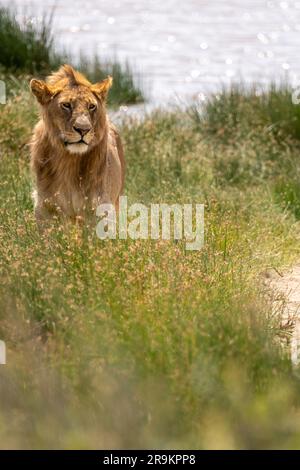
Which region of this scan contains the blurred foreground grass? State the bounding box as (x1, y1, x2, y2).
(0, 85, 300, 449)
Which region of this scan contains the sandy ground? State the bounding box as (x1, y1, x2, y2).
(266, 265, 300, 365)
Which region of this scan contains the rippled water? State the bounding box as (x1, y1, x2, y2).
(4, 0, 300, 103)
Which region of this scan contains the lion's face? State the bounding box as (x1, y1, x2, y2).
(30, 65, 112, 155)
(50, 86, 104, 155)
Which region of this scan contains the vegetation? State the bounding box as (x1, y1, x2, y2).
(0, 7, 143, 105)
(188, 85, 300, 218)
(0, 82, 299, 448)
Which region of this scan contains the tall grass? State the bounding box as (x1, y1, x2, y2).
(189, 84, 300, 218)
(0, 84, 300, 448)
(0, 7, 144, 105)
(0, 8, 61, 73)
(189, 83, 300, 142)
(77, 55, 144, 107)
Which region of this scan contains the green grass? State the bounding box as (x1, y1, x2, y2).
(0, 7, 60, 73)
(0, 85, 300, 449)
(0, 7, 144, 106)
(188, 84, 300, 218)
(189, 83, 300, 142)
(77, 54, 143, 107)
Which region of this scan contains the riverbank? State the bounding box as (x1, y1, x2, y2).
(2, 0, 300, 102)
(0, 6, 144, 106)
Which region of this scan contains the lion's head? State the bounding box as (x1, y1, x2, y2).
(30, 65, 112, 155)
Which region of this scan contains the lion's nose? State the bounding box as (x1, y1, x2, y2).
(73, 116, 91, 136)
(73, 125, 91, 136)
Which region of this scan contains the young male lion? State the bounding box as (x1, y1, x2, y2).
(30, 64, 125, 223)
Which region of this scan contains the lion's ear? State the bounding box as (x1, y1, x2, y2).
(30, 79, 54, 105)
(91, 76, 113, 100)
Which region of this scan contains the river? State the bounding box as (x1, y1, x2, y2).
(3, 0, 300, 104)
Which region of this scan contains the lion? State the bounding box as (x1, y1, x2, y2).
(29, 64, 125, 224)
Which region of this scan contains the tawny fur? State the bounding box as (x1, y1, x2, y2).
(30, 65, 125, 223)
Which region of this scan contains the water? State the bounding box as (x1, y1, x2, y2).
(4, 0, 300, 103)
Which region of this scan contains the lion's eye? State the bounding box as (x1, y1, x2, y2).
(89, 103, 96, 111)
(61, 102, 71, 110)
